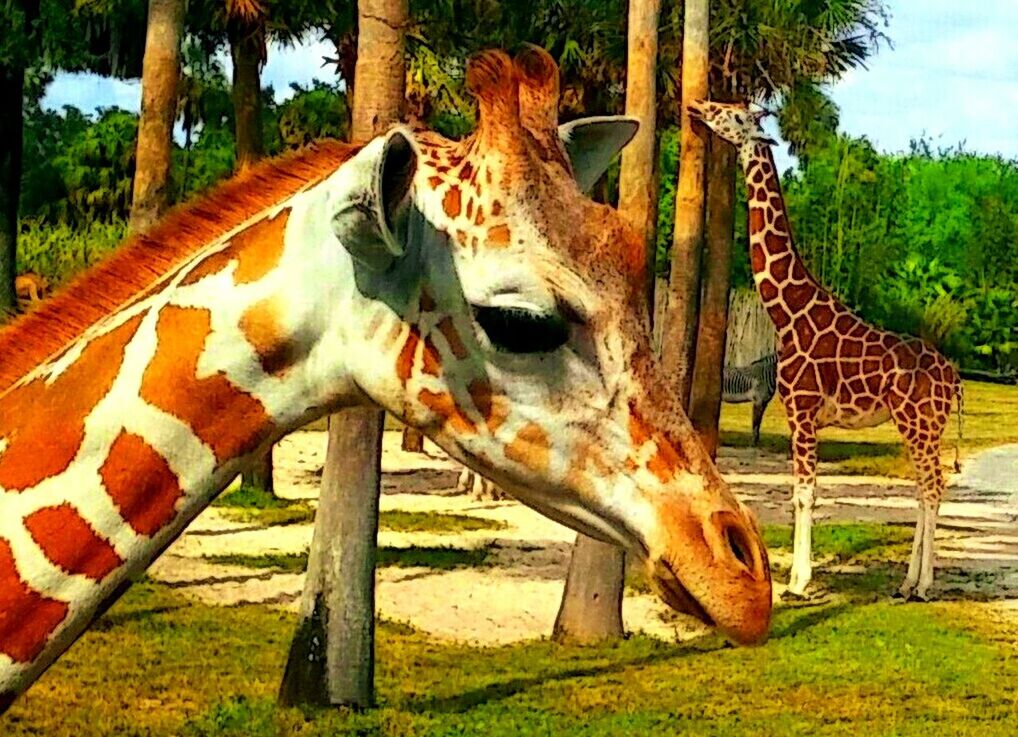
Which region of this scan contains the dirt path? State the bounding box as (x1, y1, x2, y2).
(149, 431, 1018, 644)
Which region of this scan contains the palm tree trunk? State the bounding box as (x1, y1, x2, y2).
(229, 19, 264, 170)
(659, 0, 709, 408)
(228, 17, 273, 495)
(687, 138, 736, 458)
(618, 0, 662, 307)
(553, 534, 625, 643)
(278, 411, 383, 706)
(554, 0, 664, 646)
(129, 0, 184, 234)
(0, 63, 24, 315)
(279, 0, 406, 709)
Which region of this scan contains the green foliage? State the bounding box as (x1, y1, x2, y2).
(273, 81, 349, 149)
(780, 136, 1018, 370)
(21, 106, 137, 225)
(15, 218, 125, 285)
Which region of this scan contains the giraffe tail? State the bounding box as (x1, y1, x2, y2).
(953, 377, 965, 474)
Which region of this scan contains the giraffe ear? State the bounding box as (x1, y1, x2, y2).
(558, 116, 639, 193)
(331, 127, 419, 272)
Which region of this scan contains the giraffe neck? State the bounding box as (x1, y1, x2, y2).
(740, 144, 823, 342)
(0, 175, 378, 702)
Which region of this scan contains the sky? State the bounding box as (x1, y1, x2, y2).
(42, 1, 1018, 171)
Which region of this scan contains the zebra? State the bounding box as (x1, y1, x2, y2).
(723, 352, 778, 446)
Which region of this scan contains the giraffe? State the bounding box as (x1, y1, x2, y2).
(0, 49, 772, 710)
(688, 100, 962, 601)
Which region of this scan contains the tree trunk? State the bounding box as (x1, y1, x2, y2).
(687, 139, 736, 458)
(0, 64, 24, 315)
(617, 0, 662, 308)
(552, 534, 626, 643)
(350, 0, 407, 140)
(278, 409, 383, 707)
(659, 0, 710, 408)
(229, 19, 264, 170)
(229, 18, 273, 494)
(401, 427, 424, 453)
(553, 0, 664, 647)
(279, 0, 406, 709)
(129, 0, 184, 234)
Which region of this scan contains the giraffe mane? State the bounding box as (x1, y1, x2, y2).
(0, 139, 359, 393)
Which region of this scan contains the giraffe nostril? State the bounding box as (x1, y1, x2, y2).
(725, 524, 754, 571)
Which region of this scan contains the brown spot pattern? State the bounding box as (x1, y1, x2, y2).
(140, 306, 271, 463)
(180, 209, 290, 287)
(25, 504, 122, 581)
(0, 315, 143, 492)
(100, 431, 184, 536)
(0, 538, 69, 662)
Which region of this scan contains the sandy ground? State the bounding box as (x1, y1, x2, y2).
(150, 431, 1018, 645)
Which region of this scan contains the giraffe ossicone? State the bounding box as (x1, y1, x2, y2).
(689, 99, 963, 601)
(0, 48, 772, 710)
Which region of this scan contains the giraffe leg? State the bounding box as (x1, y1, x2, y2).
(899, 446, 943, 601)
(787, 422, 818, 597)
(456, 466, 471, 494)
(888, 389, 948, 601)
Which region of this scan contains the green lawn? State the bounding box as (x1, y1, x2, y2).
(720, 379, 1018, 478)
(204, 545, 492, 572)
(213, 486, 504, 533)
(5, 523, 1016, 736)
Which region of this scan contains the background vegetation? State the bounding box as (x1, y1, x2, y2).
(19, 87, 1017, 372)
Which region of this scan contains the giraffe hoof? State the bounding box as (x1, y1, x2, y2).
(893, 587, 929, 602)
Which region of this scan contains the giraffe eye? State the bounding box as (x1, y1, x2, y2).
(473, 305, 569, 354)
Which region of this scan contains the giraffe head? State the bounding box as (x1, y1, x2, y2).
(687, 100, 776, 150)
(316, 48, 771, 643)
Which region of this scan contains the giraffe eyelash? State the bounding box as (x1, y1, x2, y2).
(472, 305, 569, 354)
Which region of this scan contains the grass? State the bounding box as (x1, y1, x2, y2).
(213, 486, 503, 533)
(212, 485, 316, 526)
(4, 578, 1016, 736)
(380, 510, 505, 534)
(204, 545, 492, 573)
(719, 379, 1018, 478)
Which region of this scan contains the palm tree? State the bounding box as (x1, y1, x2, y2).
(279, 0, 407, 710)
(225, 0, 267, 169)
(130, 0, 186, 234)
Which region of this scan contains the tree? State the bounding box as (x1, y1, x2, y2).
(279, 0, 407, 709)
(658, 0, 709, 408)
(686, 136, 735, 456)
(130, 0, 185, 233)
(225, 0, 266, 169)
(0, 1, 41, 313)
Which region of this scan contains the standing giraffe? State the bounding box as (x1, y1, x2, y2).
(0, 50, 772, 710)
(688, 100, 962, 601)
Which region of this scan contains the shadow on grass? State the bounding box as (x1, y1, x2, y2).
(406, 644, 709, 715)
(92, 605, 185, 631)
(770, 602, 851, 640)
